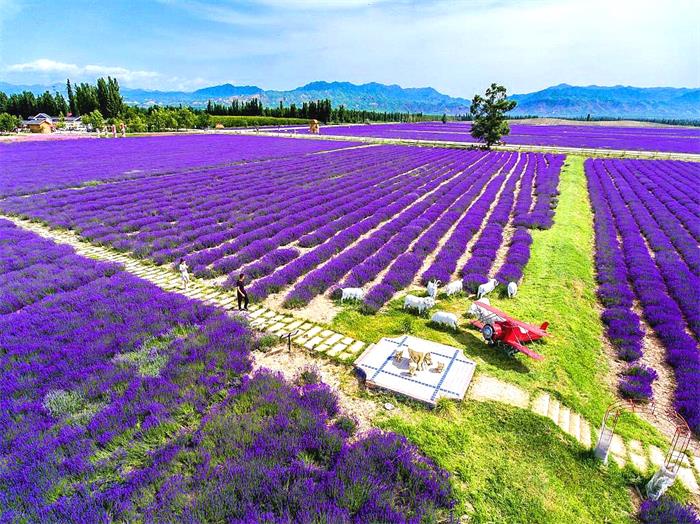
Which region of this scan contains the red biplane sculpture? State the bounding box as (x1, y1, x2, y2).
(469, 301, 549, 360)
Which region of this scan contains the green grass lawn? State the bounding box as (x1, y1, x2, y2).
(332, 155, 661, 443)
(380, 400, 637, 523)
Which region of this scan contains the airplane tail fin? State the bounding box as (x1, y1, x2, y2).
(540, 322, 549, 331)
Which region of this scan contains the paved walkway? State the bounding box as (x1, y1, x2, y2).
(3, 213, 699, 495)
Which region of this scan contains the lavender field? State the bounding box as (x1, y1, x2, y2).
(2, 131, 700, 520)
(0, 137, 563, 314)
(0, 219, 453, 522)
(587, 158, 700, 431)
(0, 134, 360, 197)
(284, 122, 700, 154)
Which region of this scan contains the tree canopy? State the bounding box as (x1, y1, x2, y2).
(470, 83, 517, 148)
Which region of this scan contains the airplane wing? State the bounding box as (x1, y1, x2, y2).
(507, 340, 545, 360)
(502, 318, 550, 339)
(472, 301, 509, 320)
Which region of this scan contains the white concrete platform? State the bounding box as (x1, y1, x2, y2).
(355, 335, 477, 405)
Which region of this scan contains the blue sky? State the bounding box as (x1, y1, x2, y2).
(0, 0, 698, 96)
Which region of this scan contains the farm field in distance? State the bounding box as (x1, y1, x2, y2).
(1, 126, 699, 522)
(265, 121, 700, 154)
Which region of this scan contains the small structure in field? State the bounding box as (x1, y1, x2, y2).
(214, 122, 225, 129)
(23, 113, 53, 133)
(309, 119, 320, 134)
(355, 335, 476, 405)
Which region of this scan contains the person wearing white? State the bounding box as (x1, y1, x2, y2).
(179, 259, 190, 290)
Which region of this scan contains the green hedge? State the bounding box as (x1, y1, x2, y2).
(210, 115, 308, 127)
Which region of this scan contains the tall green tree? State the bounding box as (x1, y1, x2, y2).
(96, 77, 109, 116)
(66, 79, 77, 115)
(75, 83, 99, 115)
(470, 83, 517, 148)
(105, 77, 123, 118)
(54, 92, 69, 115)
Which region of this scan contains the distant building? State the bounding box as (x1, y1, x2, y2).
(21, 114, 86, 133)
(63, 116, 85, 131)
(23, 114, 53, 133)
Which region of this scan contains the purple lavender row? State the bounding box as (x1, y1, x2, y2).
(227, 152, 473, 288)
(206, 148, 457, 278)
(0, 134, 360, 197)
(290, 150, 467, 250)
(600, 161, 700, 338)
(0, 220, 121, 313)
(248, 154, 465, 301)
(362, 152, 513, 311)
(513, 154, 564, 229)
(183, 146, 436, 271)
(362, 154, 515, 311)
(458, 154, 528, 288)
(588, 159, 699, 429)
(341, 153, 489, 289)
(284, 152, 487, 305)
(625, 159, 700, 242)
(64, 147, 382, 256)
(651, 161, 700, 208)
(489, 154, 538, 285)
(494, 229, 533, 284)
(421, 152, 519, 284)
(494, 154, 565, 284)
(586, 166, 645, 363)
(510, 154, 537, 225)
(1, 145, 412, 267)
(609, 159, 700, 276)
(0, 225, 453, 520)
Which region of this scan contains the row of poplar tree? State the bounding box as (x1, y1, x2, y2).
(206, 98, 424, 123)
(0, 76, 430, 129)
(0, 77, 124, 119)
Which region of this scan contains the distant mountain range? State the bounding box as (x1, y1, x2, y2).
(1, 80, 698, 119)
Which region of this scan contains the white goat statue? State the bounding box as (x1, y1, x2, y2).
(426, 279, 441, 299)
(444, 280, 463, 297)
(340, 287, 364, 302)
(507, 281, 518, 298)
(403, 295, 436, 315)
(477, 278, 498, 299)
(467, 298, 491, 317)
(431, 311, 459, 330)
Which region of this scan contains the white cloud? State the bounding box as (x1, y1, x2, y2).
(253, 0, 389, 10)
(7, 58, 80, 74)
(7, 59, 159, 83)
(2, 58, 183, 88)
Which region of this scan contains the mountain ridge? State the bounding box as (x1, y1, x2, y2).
(1, 80, 698, 119)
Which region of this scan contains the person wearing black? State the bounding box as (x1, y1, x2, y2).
(237, 273, 249, 311)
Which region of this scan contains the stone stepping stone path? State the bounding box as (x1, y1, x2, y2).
(2, 215, 366, 364)
(4, 214, 699, 495)
(467, 375, 699, 493)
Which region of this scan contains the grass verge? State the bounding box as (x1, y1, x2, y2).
(380, 400, 637, 523)
(333, 155, 661, 443)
